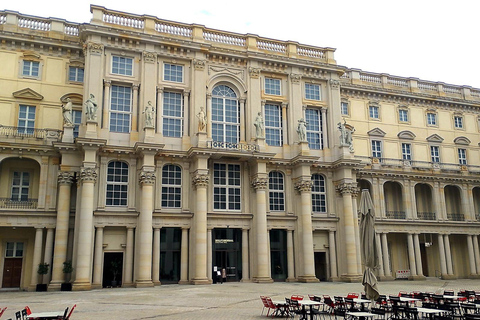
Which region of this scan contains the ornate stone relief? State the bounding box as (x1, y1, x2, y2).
(290, 73, 302, 83)
(335, 182, 358, 195)
(139, 170, 156, 185)
(83, 42, 104, 55)
(208, 66, 244, 79)
(192, 173, 209, 188)
(143, 51, 156, 63)
(248, 67, 261, 79)
(57, 171, 74, 185)
(294, 179, 313, 193)
(80, 167, 97, 183)
(193, 59, 206, 70)
(329, 79, 340, 89)
(251, 177, 268, 190)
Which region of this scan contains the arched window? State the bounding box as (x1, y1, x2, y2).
(311, 174, 326, 213)
(161, 164, 182, 208)
(106, 161, 129, 206)
(269, 171, 285, 211)
(211, 85, 239, 143)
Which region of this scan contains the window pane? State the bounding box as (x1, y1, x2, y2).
(164, 63, 183, 82)
(265, 78, 281, 95)
(265, 104, 282, 146)
(106, 161, 128, 206)
(211, 85, 239, 143)
(311, 174, 326, 213)
(161, 165, 182, 208)
(305, 83, 321, 100)
(305, 108, 322, 149)
(112, 56, 133, 76)
(110, 85, 132, 132)
(213, 163, 240, 211)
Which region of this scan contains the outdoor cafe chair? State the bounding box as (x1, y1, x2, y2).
(286, 298, 302, 319)
(347, 293, 359, 299)
(0, 307, 7, 319)
(461, 303, 480, 316)
(265, 298, 279, 318)
(323, 295, 335, 314)
(58, 307, 69, 320)
(260, 296, 269, 316)
(65, 304, 76, 320)
(292, 295, 304, 301)
(371, 307, 387, 320)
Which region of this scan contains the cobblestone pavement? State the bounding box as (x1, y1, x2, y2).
(1, 278, 480, 319)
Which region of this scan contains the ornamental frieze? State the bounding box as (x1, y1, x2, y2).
(208, 66, 244, 79)
(57, 171, 74, 185)
(294, 179, 313, 193)
(80, 167, 97, 183)
(139, 170, 156, 185)
(251, 177, 268, 190)
(192, 173, 209, 188)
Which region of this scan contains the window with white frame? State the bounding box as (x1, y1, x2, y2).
(212, 85, 239, 143)
(430, 145, 440, 163)
(22, 60, 40, 77)
(68, 66, 84, 82)
(399, 109, 409, 122)
(269, 171, 285, 211)
(17, 105, 35, 134)
(11, 171, 30, 201)
(305, 108, 323, 149)
(110, 85, 132, 133)
(72, 110, 82, 138)
(161, 164, 182, 208)
(427, 112, 437, 126)
(458, 148, 467, 165)
(454, 115, 464, 129)
(369, 105, 379, 119)
(106, 161, 128, 206)
(5, 242, 24, 257)
(163, 91, 183, 137)
(265, 78, 281, 95)
(112, 56, 133, 76)
(305, 83, 321, 100)
(401, 143, 412, 160)
(311, 174, 326, 213)
(163, 63, 183, 83)
(341, 101, 349, 116)
(371, 140, 382, 158)
(213, 163, 241, 211)
(265, 104, 282, 146)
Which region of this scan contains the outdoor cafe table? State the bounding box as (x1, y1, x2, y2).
(27, 311, 64, 319)
(399, 297, 420, 306)
(298, 300, 322, 320)
(346, 311, 376, 320)
(271, 300, 289, 317)
(352, 298, 372, 311)
(416, 307, 444, 320)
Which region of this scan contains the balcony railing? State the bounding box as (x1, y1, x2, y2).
(207, 140, 259, 152)
(0, 125, 62, 142)
(417, 212, 436, 220)
(386, 211, 406, 219)
(0, 198, 38, 209)
(447, 213, 465, 221)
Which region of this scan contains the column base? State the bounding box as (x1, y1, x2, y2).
(91, 283, 102, 289)
(191, 278, 210, 285)
(286, 278, 297, 282)
(468, 274, 480, 279)
(122, 282, 136, 288)
(27, 285, 37, 292)
(135, 280, 154, 288)
(340, 274, 362, 283)
(329, 277, 342, 282)
(152, 281, 161, 286)
(297, 275, 319, 283)
(178, 280, 190, 285)
(240, 279, 253, 283)
(408, 275, 426, 281)
(47, 282, 62, 291)
(441, 274, 457, 280)
(72, 281, 92, 291)
(253, 277, 274, 283)
(379, 275, 395, 281)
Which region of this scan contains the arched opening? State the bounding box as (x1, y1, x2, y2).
(473, 187, 480, 221)
(211, 85, 239, 143)
(415, 183, 435, 220)
(384, 181, 404, 219)
(444, 185, 463, 221)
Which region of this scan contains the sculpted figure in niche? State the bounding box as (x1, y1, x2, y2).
(197, 107, 207, 132)
(62, 98, 73, 126)
(254, 112, 265, 138)
(297, 118, 307, 142)
(84, 94, 98, 121)
(143, 101, 155, 128)
(338, 119, 355, 151)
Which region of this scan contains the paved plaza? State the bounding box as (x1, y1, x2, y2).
(2, 278, 480, 319)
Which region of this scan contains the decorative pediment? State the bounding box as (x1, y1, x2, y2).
(22, 51, 41, 60)
(426, 134, 444, 143)
(60, 93, 83, 105)
(367, 128, 386, 137)
(454, 136, 471, 145)
(12, 88, 44, 101)
(397, 130, 416, 140)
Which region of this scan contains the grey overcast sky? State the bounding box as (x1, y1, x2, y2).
(4, 0, 480, 88)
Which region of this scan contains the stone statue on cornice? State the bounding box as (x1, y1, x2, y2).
(62, 98, 74, 126)
(85, 94, 98, 122)
(338, 119, 355, 152)
(143, 101, 155, 128)
(297, 118, 307, 142)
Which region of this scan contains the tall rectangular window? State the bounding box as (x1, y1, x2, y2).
(454, 116, 463, 129)
(371, 140, 382, 158)
(305, 83, 321, 100)
(164, 63, 183, 82)
(22, 60, 39, 77)
(110, 85, 132, 133)
(265, 78, 281, 95)
(269, 171, 285, 211)
(11, 172, 29, 201)
(458, 148, 467, 165)
(112, 56, 133, 76)
(72, 110, 82, 138)
(311, 174, 326, 213)
(341, 102, 349, 116)
(213, 163, 241, 211)
(399, 109, 408, 122)
(305, 108, 322, 149)
(427, 113, 437, 126)
(5, 242, 24, 257)
(68, 66, 84, 82)
(161, 165, 182, 208)
(106, 161, 128, 206)
(430, 146, 440, 163)
(265, 104, 282, 146)
(18, 105, 36, 134)
(369, 105, 379, 119)
(401, 143, 412, 160)
(163, 92, 183, 137)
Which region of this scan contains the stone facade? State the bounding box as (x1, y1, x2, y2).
(0, 6, 479, 291)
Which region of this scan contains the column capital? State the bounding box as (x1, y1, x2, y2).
(192, 173, 209, 189)
(251, 176, 268, 190)
(294, 179, 313, 193)
(57, 171, 74, 185)
(103, 79, 111, 87)
(193, 59, 206, 70)
(139, 170, 156, 185)
(83, 42, 104, 55)
(80, 167, 97, 183)
(335, 182, 358, 195)
(143, 51, 156, 63)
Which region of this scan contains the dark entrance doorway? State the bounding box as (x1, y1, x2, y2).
(270, 229, 287, 281)
(160, 227, 181, 284)
(212, 228, 242, 282)
(102, 252, 123, 288)
(314, 252, 327, 281)
(420, 243, 429, 277)
(2, 258, 22, 288)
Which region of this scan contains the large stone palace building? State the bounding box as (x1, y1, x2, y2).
(1, 6, 480, 291)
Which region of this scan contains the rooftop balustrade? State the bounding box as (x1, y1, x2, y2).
(0, 125, 62, 144)
(0, 198, 38, 209)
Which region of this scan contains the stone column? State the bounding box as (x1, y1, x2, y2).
(336, 182, 361, 282)
(241, 228, 250, 282)
(281, 102, 288, 145)
(467, 235, 477, 276)
(351, 190, 362, 275)
(156, 88, 163, 135)
(286, 229, 295, 282)
(131, 84, 139, 132)
(251, 174, 272, 282)
(321, 107, 328, 149)
(49, 172, 73, 291)
(437, 234, 448, 277)
(207, 228, 212, 282)
(152, 227, 161, 285)
(375, 233, 385, 279)
(102, 80, 111, 129)
(43, 228, 54, 284)
(474, 235, 480, 275)
(413, 234, 424, 277)
(92, 226, 104, 288)
(239, 98, 246, 142)
(295, 179, 318, 282)
(183, 91, 190, 137)
(179, 227, 189, 284)
(206, 93, 212, 138)
(444, 234, 455, 277)
(407, 233, 417, 277)
(30, 228, 44, 290)
(381, 233, 392, 278)
(135, 169, 155, 287)
(73, 166, 97, 291)
(329, 230, 338, 280)
(124, 227, 134, 286)
(191, 172, 209, 284)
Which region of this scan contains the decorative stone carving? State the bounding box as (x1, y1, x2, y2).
(193, 59, 206, 70)
(197, 107, 207, 132)
(57, 171, 74, 185)
(254, 112, 265, 138)
(84, 94, 98, 122)
(80, 167, 97, 183)
(192, 173, 209, 188)
(143, 51, 156, 63)
(143, 101, 155, 128)
(290, 73, 302, 83)
(338, 120, 355, 152)
(139, 170, 156, 185)
(329, 79, 340, 89)
(251, 177, 268, 190)
(249, 67, 261, 79)
(84, 42, 104, 55)
(297, 118, 307, 142)
(335, 182, 358, 195)
(62, 98, 74, 126)
(294, 180, 313, 193)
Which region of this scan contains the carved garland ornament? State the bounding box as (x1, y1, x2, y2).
(80, 167, 97, 183)
(57, 171, 74, 185)
(192, 174, 209, 188)
(251, 177, 268, 190)
(139, 170, 156, 185)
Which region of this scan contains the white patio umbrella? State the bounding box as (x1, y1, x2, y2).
(359, 189, 380, 301)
